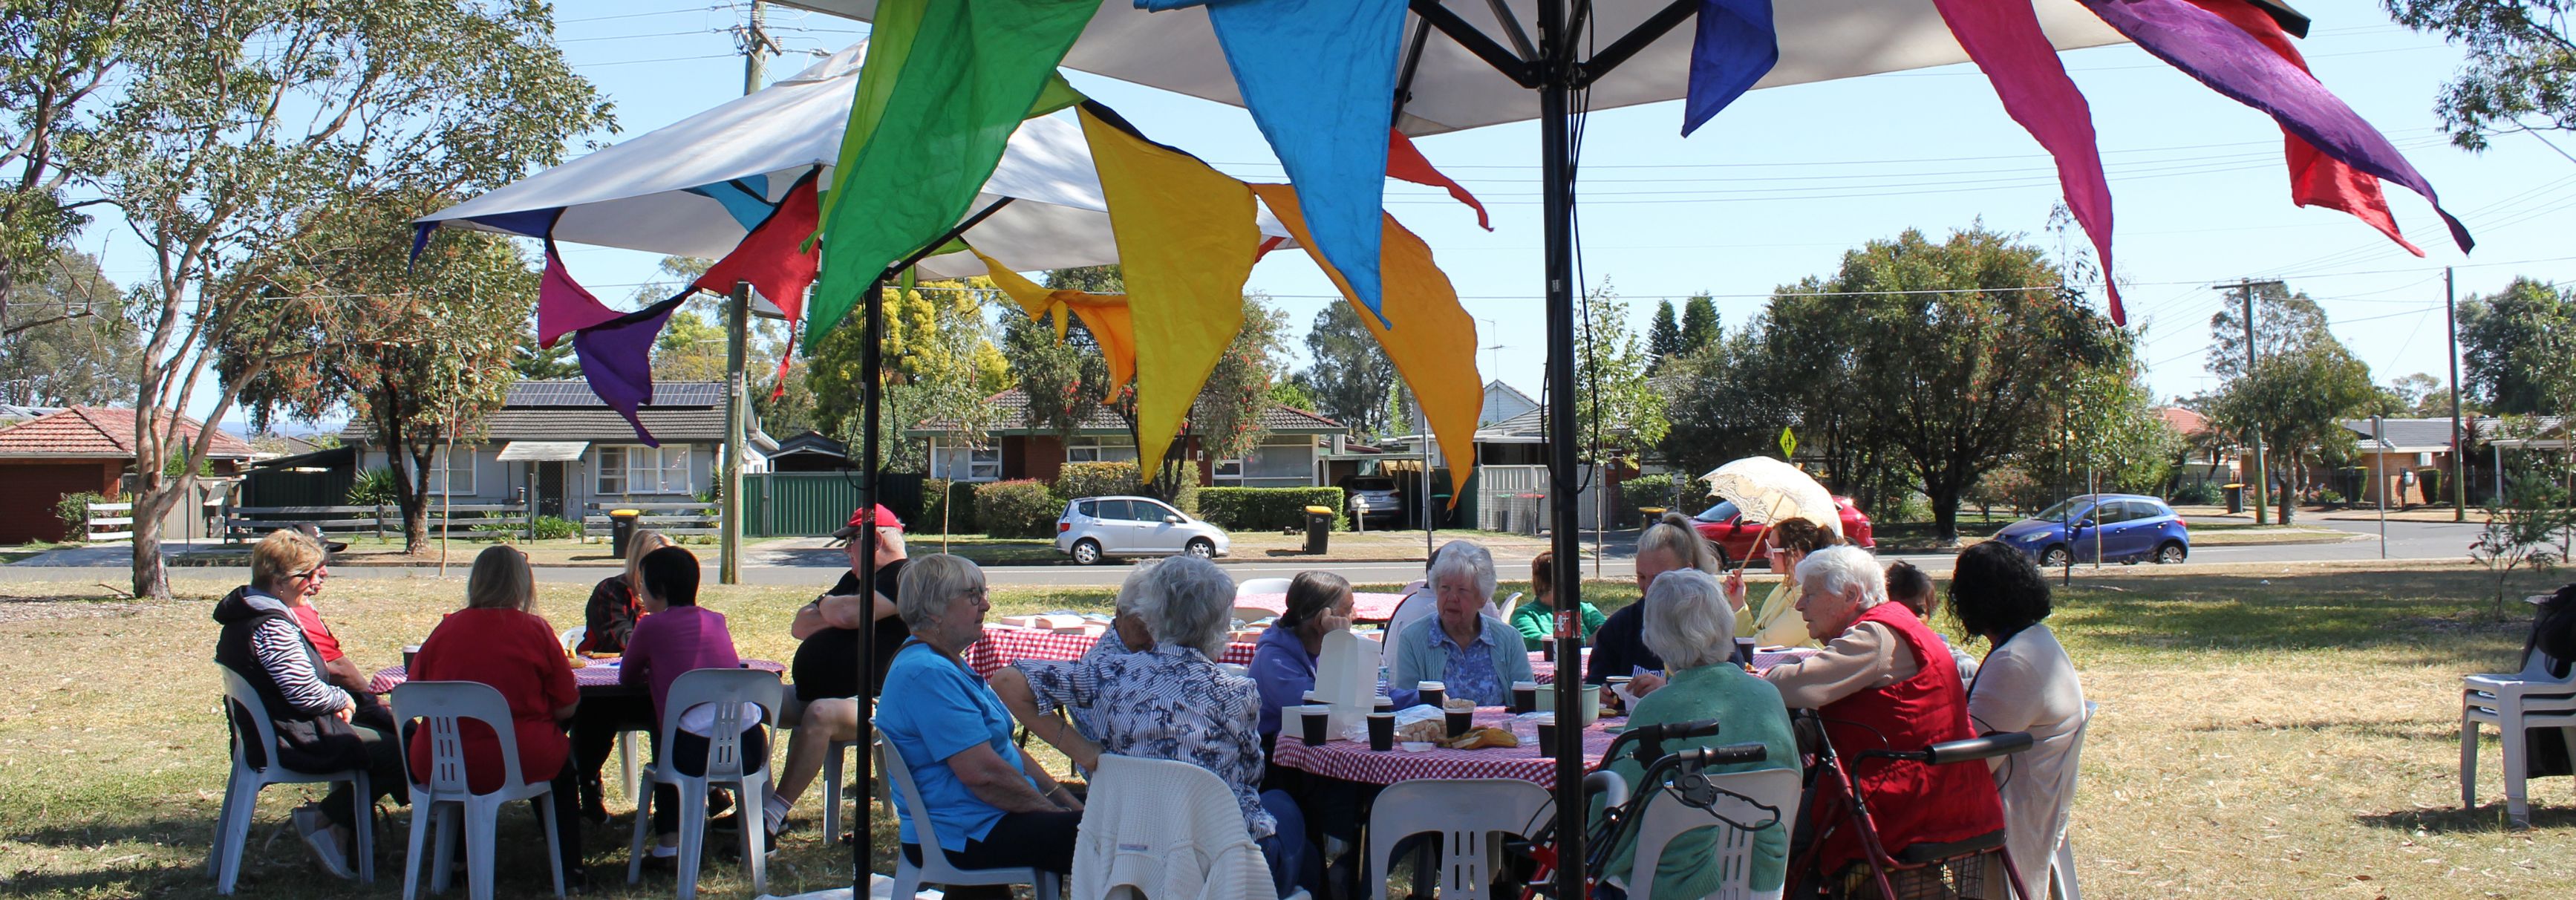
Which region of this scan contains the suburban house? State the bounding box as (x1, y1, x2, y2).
(338, 380, 774, 520)
(907, 387, 1352, 487)
(2328, 417, 2463, 507)
(768, 430, 855, 472)
(0, 405, 253, 544)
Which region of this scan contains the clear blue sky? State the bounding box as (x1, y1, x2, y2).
(128, 0, 2576, 429)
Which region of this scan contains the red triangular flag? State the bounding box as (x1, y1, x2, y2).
(2188, 0, 2422, 256)
(1387, 129, 1491, 231)
(694, 169, 824, 325)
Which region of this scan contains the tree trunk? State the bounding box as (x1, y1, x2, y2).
(405, 500, 430, 556)
(128, 469, 184, 601)
(1929, 486, 1963, 545)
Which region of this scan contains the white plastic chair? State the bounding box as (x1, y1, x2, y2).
(878, 732, 1063, 900)
(1236, 577, 1294, 599)
(624, 668, 781, 899)
(391, 681, 566, 900)
(1077, 755, 1297, 900)
(818, 738, 873, 846)
(1617, 767, 1800, 900)
(1366, 778, 1553, 900)
(208, 666, 376, 893)
(2046, 701, 2099, 900)
(2460, 651, 2576, 826)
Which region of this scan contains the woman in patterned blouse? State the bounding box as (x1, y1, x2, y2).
(991, 555, 1318, 897)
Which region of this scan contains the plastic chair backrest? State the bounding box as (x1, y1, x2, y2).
(1080, 755, 1270, 896)
(1235, 578, 1292, 599)
(1622, 766, 1801, 900)
(392, 681, 524, 796)
(217, 666, 281, 772)
(658, 668, 780, 781)
(875, 731, 948, 853)
(558, 626, 586, 653)
(1368, 778, 1553, 900)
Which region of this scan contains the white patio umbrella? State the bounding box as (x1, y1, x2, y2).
(1702, 456, 1845, 558)
(769, 2, 2311, 893)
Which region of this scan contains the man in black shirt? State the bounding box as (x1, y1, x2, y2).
(764, 505, 908, 837)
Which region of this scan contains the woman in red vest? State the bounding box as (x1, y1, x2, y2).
(1762, 546, 2005, 884)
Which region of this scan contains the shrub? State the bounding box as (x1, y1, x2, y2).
(2417, 467, 2444, 504)
(347, 467, 400, 506)
(1198, 486, 1346, 531)
(532, 515, 581, 540)
(1054, 461, 1144, 500)
(917, 478, 966, 535)
(976, 479, 1062, 538)
(2168, 480, 2220, 506)
(2318, 489, 2347, 506)
(53, 492, 106, 542)
(1619, 474, 1677, 518)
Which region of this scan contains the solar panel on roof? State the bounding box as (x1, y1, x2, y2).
(505, 380, 723, 407)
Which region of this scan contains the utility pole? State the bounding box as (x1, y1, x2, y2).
(2217, 279, 2284, 524)
(2448, 266, 2466, 521)
(717, 2, 776, 586)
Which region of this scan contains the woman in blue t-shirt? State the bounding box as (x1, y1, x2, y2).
(875, 554, 1084, 875)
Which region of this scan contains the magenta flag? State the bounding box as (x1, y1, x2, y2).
(537, 236, 625, 348)
(2081, 0, 2472, 254)
(1930, 0, 2123, 324)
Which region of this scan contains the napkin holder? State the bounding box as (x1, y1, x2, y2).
(1314, 629, 1382, 740)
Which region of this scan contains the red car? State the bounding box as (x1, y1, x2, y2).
(1689, 496, 1876, 568)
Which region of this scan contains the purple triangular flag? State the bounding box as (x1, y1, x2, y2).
(571, 293, 688, 447)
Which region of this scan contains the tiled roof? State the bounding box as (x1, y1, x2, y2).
(911, 388, 1346, 435)
(2341, 417, 2475, 451)
(0, 405, 252, 459)
(342, 380, 734, 443)
(2156, 407, 2208, 437)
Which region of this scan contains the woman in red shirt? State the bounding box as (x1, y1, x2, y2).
(406, 545, 584, 887)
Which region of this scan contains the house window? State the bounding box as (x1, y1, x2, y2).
(1066, 436, 1137, 463)
(1214, 459, 1245, 485)
(427, 447, 475, 496)
(966, 446, 1000, 480)
(596, 445, 693, 495)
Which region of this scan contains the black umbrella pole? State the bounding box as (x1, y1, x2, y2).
(1538, 1, 1587, 897)
(853, 278, 884, 890)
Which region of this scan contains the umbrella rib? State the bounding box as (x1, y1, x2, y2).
(880, 196, 1017, 283)
(1406, 0, 1541, 88)
(1574, 0, 1700, 88)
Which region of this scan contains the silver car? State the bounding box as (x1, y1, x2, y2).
(1054, 495, 1231, 564)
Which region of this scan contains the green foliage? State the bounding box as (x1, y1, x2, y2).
(1657, 327, 1794, 480)
(809, 278, 1011, 473)
(1196, 487, 1346, 531)
(512, 337, 581, 381)
(2023, 349, 2179, 498)
(1619, 474, 1677, 516)
(975, 479, 1060, 539)
(0, 251, 137, 405)
(918, 478, 979, 535)
(2204, 288, 2381, 524)
(1677, 293, 1720, 350)
(2470, 467, 2576, 616)
(1054, 461, 1144, 500)
(530, 515, 579, 541)
(1648, 299, 1682, 358)
(53, 492, 105, 542)
(2318, 489, 2349, 507)
(1576, 280, 1670, 451)
(347, 468, 400, 506)
(2456, 276, 2575, 416)
(1267, 379, 1319, 416)
(2168, 480, 2221, 506)
(1297, 300, 1398, 435)
(2382, 0, 2576, 150)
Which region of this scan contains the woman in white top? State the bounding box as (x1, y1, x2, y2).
(1949, 541, 2088, 897)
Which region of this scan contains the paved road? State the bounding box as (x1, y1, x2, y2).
(9, 515, 2487, 590)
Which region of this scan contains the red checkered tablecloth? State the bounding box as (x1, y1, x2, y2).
(1233, 591, 1410, 622)
(368, 659, 785, 695)
(1527, 648, 1815, 684)
(1272, 708, 1624, 785)
(961, 625, 1259, 677)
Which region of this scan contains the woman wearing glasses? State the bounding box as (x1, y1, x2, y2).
(211, 529, 406, 880)
(1723, 517, 1837, 650)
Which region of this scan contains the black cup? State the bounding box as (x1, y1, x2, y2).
(402, 647, 418, 671)
(1535, 720, 1559, 758)
(1372, 697, 1395, 714)
(1418, 685, 1446, 710)
(1300, 707, 1331, 746)
(1444, 709, 1474, 739)
(1366, 712, 1395, 751)
(1735, 637, 1758, 669)
(1541, 637, 1557, 662)
(1510, 682, 1539, 714)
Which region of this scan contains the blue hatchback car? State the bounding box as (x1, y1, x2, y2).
(1991, 493, 2191, 566)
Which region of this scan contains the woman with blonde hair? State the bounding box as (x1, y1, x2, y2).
(405, 544, 586, 884)
(1585, 512, 1720, 689)
(570, 528, 671, 819)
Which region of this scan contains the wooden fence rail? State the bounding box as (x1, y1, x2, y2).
(83, 501, 134, 546)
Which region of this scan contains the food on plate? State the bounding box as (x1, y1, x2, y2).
(1394, 718, 1447, 743)
(1440, 726, 1520, 750)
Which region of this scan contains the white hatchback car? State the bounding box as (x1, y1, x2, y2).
(1054, 495, 1231, 564)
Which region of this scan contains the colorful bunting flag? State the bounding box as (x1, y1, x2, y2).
(971, 247, 1140, 394)
(1931, 0, 2124, 324)
(1387, 129, 1490, 231)
(1250, 183, 1480, 506)
(537, 235, 625, 348)
(1077, 102, 1262, 475)
(571, 294, 689, 448)
(2083, 0, 2471, 255)
(692, 169, 824, 325)
(808, 0, 1096, 350)
(1682, 0, 1780, 137)
(1138, 0, 1403, 326)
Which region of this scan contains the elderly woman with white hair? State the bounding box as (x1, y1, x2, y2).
(1762, 546, 2002, 885)
(876, 554, 1083, 878)
(992, 555, 1317, 897)
(1593, 570, 1799, 900)
(1392, 538, 1534, 707)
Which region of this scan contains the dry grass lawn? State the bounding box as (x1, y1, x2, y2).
(0, 560, 2571, 898)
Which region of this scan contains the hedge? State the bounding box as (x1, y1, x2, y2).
(917, 479, 979, 535)
(976, 479, 1061, 538)
(1198, 486, 1346, 531)
(1054, 462, 1144, 500)
(1618, 474, 1677, 518)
